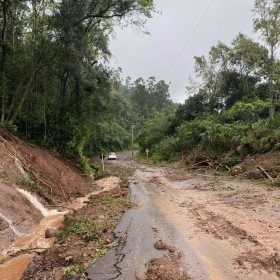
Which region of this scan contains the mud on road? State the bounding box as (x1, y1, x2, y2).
(88, 154, 280, 280)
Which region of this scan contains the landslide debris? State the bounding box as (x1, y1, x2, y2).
(139, 242, 189, 280)
(22, 186, 132, 280)
(0, 128, 91, 201)
(0, 128, 92, 251)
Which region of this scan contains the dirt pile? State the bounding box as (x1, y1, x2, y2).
(235, 251, 280, 277)
(139, 241, 189, 280)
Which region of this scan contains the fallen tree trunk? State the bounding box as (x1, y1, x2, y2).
(257, 166, 273, 180)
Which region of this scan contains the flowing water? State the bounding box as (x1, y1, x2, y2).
(0, 177, 119, 280)
(16, 188, 58, 217)
(0, 212, 23, 237)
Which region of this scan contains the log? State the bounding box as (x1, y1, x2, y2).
(193, 159, 210, 167)
(257, 166, 273, 180)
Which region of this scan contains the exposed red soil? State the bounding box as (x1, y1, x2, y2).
(0, 128, 91, 201)
(146, 163, 280, 279)
(240, 151, 280, 174)
(0, 128, 92, 252)
(0, 181, 43, 251)
(234, 250, 280, 274)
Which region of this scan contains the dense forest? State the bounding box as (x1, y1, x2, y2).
(137, 0, 280, 166)
(0, 0, 173, 175)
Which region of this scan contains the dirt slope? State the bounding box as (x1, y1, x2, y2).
(0, 128, 91, 199)
(0, 128, 92, 252)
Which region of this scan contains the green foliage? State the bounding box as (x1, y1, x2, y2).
(242, 115, 280, 153)
(152, 136, 179, 162)
(134, 1, 280, 164)
(136, 110, 175, 154)
(65, 119, 92, 176)
(137, 99, 279, 163)
(220, 99, 270, 123)
(89, 122, 131, 156)
(119, 77, 174, 121)
(173, 91, 207, 125)
(59, 215, 98, 241)
(93, 194, 132, 210)
(0, 0, 155, 173)
(64, 265, 87, 279)
(176, 118, 248, 155)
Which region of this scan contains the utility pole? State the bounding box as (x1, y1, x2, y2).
(101, 154, 105, 172)
(131, 125, 134, 157)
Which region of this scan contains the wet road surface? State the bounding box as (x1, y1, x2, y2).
(87, 154, 280, 280)
(87, 181, 206, 280)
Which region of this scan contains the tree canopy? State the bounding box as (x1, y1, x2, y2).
(0, 0, 155, 174)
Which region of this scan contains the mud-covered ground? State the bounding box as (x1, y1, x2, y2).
(150, 169, 280, 279)
(91, 153, 280, 280)
(138, 241, 190, 280)
(0, 128, 92, 252)
(22, 186, 132, 280)
(10, 152, 280, 280)
(17, 161, 134, 280)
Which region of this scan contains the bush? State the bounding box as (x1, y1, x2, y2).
(137, 98, 279, 163)
(220, 99, 270, 123)
(152, 136, 179, 162)
(241, 115, 280, 153)
(176, 118, 248, 155)
(66, 118, 93, 176)
(136, 110, 175, 154)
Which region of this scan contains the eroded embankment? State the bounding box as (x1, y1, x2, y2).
(22, 178, 130, 280)
(0, 128, 93, 252)
(0, 176, 121, 280)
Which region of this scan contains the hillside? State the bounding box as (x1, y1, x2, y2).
(0, 128, 92, 252)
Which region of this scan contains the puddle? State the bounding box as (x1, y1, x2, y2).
(0, 254, 34, 280)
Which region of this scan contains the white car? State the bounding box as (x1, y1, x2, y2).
(108, 152, 117, 160)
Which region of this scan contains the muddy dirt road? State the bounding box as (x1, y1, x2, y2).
(88, 153, 280, 280)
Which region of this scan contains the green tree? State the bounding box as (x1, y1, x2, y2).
(254, 0, 280, 118)
(194, 42, 231, 112)
(230, 33, 268, 96)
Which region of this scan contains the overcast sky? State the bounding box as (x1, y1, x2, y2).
(109, 0, 256, 103)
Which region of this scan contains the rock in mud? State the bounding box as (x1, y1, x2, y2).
(230, 166, 242, 176)
(247, 170, 264, 180)
(154, 240, 169, 250)
(45, 228, 57, 238)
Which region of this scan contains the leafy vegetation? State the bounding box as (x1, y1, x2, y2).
(0, 0, 175, 175)
(136, 0, 280, 164)
(2, 0, 280, 172)
(59, 215, 98, 241)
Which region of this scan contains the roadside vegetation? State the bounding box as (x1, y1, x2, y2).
(136, 0, 280, 178)
(0, 0, 174, 176)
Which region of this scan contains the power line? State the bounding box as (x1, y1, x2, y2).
(165, 0, 216, 79)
